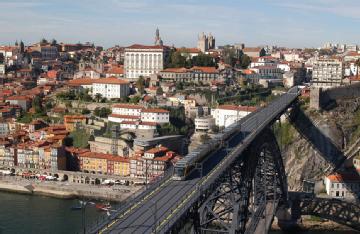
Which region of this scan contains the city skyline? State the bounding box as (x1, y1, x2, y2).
(0, 0, 359, 48)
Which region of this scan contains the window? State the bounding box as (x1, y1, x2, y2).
(336, 191, 339, 197)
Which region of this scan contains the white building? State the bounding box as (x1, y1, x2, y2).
(250, 56, 278, 68)
(124, 44, 169, 81)
(324, 172, 360, 200)
(0, 63, 5, 75)
(277, 62, 291, 72)
(141, 108, 169, 124)
(312, 59, 344, 89)
(0, 122, 9, 136)
(92, 77, 130, 99)
(211, 105, 257, 127)
(195, 116, 215, 132)
(108, 104, 169, 125)
(283, 52, 301, 62)
(120, 121, 157, 130)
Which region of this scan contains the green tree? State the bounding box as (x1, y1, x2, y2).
(156, 87, 164, 95)
(136, 76, 145, 94)
(93, 107, 111, 118)
(94, 93, 102, 102)
(240, 54, 251, 69)
(175, 82, 184, 90)
(191, 53, 215, 67)
(81, 108, 91, 115)
(169, 51, 187, 68)
(32, 96, 43, 114)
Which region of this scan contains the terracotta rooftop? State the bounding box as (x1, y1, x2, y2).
(191, 66, 218, 73)
(217, 105, 257, 112)
(93, 77, 129, 85)
(126, 44, 167, 50)
(142, 108, 169, 113)
(112, 104, 144, 109)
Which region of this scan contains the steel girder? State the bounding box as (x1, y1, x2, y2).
(197, 128, 288, 234)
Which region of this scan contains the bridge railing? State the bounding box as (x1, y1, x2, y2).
(87, 165, 174, 233)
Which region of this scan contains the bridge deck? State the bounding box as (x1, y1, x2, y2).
(92, 88, 299, 234)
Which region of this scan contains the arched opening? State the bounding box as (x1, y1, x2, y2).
(85, 177, 90, 184)
(63, 174, 68, 181)
(10, 168, 15, 174)
(95, 178, 101, 185)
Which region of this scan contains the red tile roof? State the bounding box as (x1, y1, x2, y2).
(243, 47, 263, 53)
(120, 121, 157, 126)
(112, 104, 144, 109)
(80, 151, 130, 163)
(105, 66, 124, 74)
(178, 48, 201, 53)
(109, 114, 140, 119)
(191, 66, 218, 73)
(126, 44, 167, 50)
(93, 77, 129, 85)
(68, 78, 95, 86)
(162, 67, 190, 73)
(142, 108, 169, 113)
(327, 172, 360, 183)
(217, 105, 257, 112)
(145, 146, 169, 154)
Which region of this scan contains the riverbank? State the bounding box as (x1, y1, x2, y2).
(272, 217, 360, 233)
(0, 176, 141, 202)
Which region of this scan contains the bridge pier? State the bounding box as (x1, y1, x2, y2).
(275, 205, 301, 232)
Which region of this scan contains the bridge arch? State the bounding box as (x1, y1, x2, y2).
(296, 197, 360, 231)
(198, 128, 287, 233)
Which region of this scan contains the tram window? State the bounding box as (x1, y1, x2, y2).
(174, 167, 184, 177)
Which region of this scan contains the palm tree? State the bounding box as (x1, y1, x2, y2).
(94, 93, 102, 103)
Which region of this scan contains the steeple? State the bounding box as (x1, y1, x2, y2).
(154, 27, 163, 46)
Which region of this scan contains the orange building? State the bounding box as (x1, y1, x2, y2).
(64, 115, 87, 131)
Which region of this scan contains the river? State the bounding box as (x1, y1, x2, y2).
(0, 191, 107, 234)
(0, 191, 358, 234)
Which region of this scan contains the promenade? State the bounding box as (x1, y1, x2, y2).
(0, 175, 142, 202)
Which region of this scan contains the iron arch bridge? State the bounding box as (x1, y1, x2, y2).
(88, 85, 360, 234)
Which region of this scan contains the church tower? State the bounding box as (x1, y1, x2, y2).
(197, 32, 208, 53)
(208, 33, 215, 50)
(154, 27, 163, 46)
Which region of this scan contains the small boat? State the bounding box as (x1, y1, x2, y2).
(71, 206, 82, 210)
(96, 203, 111, 211)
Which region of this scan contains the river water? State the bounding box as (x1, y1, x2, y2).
(0, 191, 106, 234)
(0, 191, 358, 234)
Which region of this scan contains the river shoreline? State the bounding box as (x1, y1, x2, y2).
(271, 218, 360, 233)
(0, 177, 140, 202)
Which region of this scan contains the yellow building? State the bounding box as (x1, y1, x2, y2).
(113, 158, 130, 176)
(64, 115, 87, 132)
(79, 151, 130, 176)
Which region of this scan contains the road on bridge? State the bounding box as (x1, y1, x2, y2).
(92, 88, 299, 234)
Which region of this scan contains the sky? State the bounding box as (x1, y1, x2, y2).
(0, 0, 359, 48)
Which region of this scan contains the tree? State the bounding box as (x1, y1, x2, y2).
(191, 53, 215, 67)
(32, 96, 43, 114)
(356, 59, 360, 79)
(156, 87, 164, 96)
(240, 54, 251, 69)
(94, 93, 102, 102)
(169, 51, 187, 68)
(81, 108, 91, 115)
(94, 107, 111, 118)
(136, 76, 145, 94)
(175, 82, 184, 90)
(51, 39, 57, 46)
